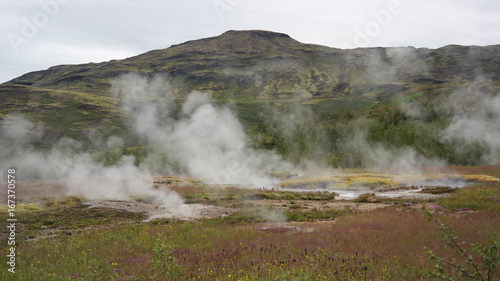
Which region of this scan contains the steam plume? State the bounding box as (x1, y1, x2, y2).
(0, 114, 182, 205)
(111, 73, 293, 186)
(441, 80, 500, 164)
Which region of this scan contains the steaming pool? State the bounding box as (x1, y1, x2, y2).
(277, 173, 494, 200)
(280, 187, 450, 200)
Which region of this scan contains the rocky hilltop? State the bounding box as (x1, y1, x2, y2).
(6, 30, 500, 99)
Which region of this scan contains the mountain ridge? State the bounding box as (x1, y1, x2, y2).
(1, 30, 500, 144)
(6, 30, 500, 99)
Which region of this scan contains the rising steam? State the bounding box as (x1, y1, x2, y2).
(0, 115, 182, 205)
(441, 80, 500, 164)
(346, 129, 445, 174)
(0, 72, 297, 204)
(111, 73, 292, 186)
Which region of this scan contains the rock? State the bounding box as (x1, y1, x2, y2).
(356, 193, 379, 203)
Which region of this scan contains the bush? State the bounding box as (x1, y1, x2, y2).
(425, 210, 499, 280)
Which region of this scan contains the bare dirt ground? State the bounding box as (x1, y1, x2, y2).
(247, 199, 388, 212)
(2, 179, 390, 222)
(82, 200, 234, 222)
(80, 198, 389, 222)
(254, 220, 339, 234)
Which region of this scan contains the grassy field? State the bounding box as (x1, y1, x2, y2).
(1, 172, 499, 280)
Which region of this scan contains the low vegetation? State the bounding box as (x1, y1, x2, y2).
(425, 209, 499, 281)
(438, 182, 500, 212)
(278, 173, 499, 190)
(1, 180, 498, 280)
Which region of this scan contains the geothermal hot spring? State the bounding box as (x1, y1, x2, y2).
(272, 172, 493, 200)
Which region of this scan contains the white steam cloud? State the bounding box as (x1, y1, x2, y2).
(0, 115, 182, 205)
(346, 129, 444, 174)
(395, 77, 500, 166)
(441, 82, 500, 164)
(111, 73, 292, 186)
(0, 72, 294, 206)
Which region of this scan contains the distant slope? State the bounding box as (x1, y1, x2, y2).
(0, 84, 124, 140)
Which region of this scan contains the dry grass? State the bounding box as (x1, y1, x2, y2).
(462, 174, 500, 182)
(4, 206, 498, 280)
(278, 174, 399, 189)
(154, 175, 202, 185)
(279, 173, 500, 189)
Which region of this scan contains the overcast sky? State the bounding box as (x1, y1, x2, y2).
(1, 0, 499, 83)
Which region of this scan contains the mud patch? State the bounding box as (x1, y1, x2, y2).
(255, 220, 338, 234)
(83, 200, 232, 222)
(245, 200, 389, 212)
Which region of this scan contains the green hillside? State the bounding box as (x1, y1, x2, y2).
(1, 30, 499, 167)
